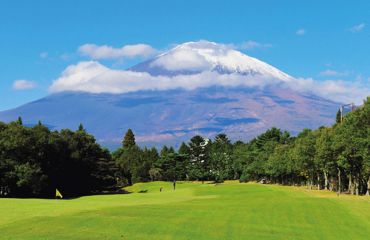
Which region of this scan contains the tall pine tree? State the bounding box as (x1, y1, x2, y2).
(123, 129, 135, 148)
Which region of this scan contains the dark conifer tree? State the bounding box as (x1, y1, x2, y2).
(336, 109, 342, 124)
(123, 129, 135, 148)
(78, 123, 85, 131)
(17, 116, 23, 125)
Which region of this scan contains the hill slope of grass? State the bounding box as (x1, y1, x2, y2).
(0, 182, 369, 240)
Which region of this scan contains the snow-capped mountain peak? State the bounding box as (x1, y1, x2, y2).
(131, 40, 293, 82)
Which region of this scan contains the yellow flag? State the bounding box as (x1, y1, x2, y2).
(56, 188, 63, 199)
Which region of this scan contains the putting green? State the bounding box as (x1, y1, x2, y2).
(0, 181, 369, 239)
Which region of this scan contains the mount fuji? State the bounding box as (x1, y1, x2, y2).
(0, 41, 339, 149)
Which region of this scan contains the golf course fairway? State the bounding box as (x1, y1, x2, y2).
(0, 181, 369, 239)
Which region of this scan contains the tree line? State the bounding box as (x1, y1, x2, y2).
(0, 120, 115, 197)
(1, 97, 369, 198)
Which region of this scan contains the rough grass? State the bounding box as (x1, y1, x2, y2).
(0, 181, 369, 240)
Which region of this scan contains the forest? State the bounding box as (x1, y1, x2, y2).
(0, 97, 369, 198)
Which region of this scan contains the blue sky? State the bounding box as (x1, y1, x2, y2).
(0, 0, 369, 110)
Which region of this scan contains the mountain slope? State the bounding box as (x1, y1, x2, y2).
(0, 86, 338, 148)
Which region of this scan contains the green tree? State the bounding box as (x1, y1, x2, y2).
(114, 145, 141, 185)
(188, 135, 210, 182)
(291, 129, 316, 189)
(17, 116, 23, 125)
(210, 134, 232, 182)
(335, 109, 342, 124)
(315, 127, 336, 190)
(123, 129, 135, 148)
(266, 144, 290, 184)
(231, 141, 249, 180)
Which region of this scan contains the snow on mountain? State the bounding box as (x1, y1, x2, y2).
(131, 40, 293, 82)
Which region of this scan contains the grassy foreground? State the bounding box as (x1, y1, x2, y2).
(0, 182, 369, 240)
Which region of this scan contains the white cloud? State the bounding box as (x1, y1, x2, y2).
(49, 61, 279, 93)
(78, 43, 158, 60)
(237, 41, 272, 50)
(49, 61, 369, 105)
(39, 52, 48, 58)
(296, 28, 306, 36)
(319, 69, 349, 77)
(287, 78, 369, 104)
(149, 40, 228, 72)
(12, 80, 37, 90)
(150, 48, 212, 71)
(349, 23, 366, 33)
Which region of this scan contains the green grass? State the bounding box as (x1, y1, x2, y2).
(0, 181, 369, 240)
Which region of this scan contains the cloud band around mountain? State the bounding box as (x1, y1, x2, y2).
(49, 60, 369, 104)
(49, 61, 280, 93)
